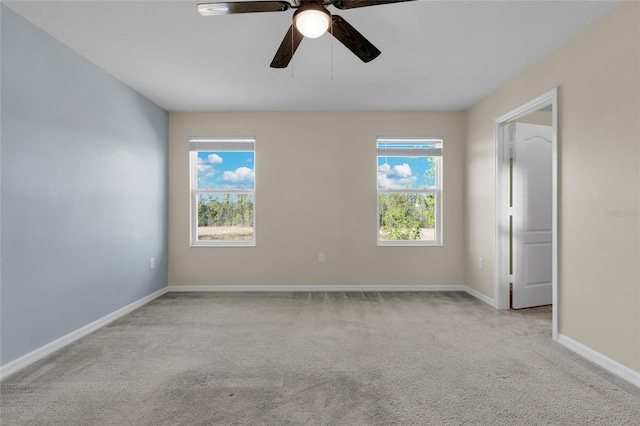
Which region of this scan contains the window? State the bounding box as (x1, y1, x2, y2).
(377, 138, 442, 246)
(189, 138, 255, 246)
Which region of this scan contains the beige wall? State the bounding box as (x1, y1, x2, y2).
(465, 1, 639, 372)
(169, 112, 466, 287)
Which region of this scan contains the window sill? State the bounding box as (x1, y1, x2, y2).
(190, 242, 256, 248)
(377, 241, 442, 247)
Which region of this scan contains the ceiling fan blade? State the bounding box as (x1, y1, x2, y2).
(270, 25, 304, 68)
(330, 15, 381, 63)
(332, 0, 415, 10)
(197, 1, 291, 16)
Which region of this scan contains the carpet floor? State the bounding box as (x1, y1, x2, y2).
(1, 292, 639, 425)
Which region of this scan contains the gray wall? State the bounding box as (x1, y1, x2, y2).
(1, 5, 169, 365)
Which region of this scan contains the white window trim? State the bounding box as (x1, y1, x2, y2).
(376, 138, 443, 247)
(189, 137, 256, 247)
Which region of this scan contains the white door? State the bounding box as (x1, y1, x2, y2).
(512, 123, 553, 309)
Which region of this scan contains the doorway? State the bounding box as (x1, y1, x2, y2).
(494, 88, 558, 341)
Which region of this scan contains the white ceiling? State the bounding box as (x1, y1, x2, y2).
(4, 0, 621, 112)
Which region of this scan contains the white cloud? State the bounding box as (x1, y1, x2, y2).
(378, 163, 391, 174)
(377, 162, 416, 189)
(377, 174, 395, 189)
(197, 164, 215, 177)
(219, 167, 255, 184)
(196, 154, 223, 178)
(207, 153, 223, 164)
(393, 163, 412, 178)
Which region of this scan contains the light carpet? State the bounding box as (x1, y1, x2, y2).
(1, 292, 639, 425)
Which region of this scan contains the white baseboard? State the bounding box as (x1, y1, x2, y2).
(0, 287, 168, 381)
(167, 284, 469, 293)
(463, 286, 497, 308)
(558, 334, 640, 388)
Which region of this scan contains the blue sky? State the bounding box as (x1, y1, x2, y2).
(197, 150, 433, 190)
(377, 156, 435, 189)
(197, 151, 254, 189)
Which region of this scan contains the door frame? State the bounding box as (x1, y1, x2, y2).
(494, 87, 558, 341)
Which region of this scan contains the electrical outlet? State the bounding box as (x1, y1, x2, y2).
(150, 257, 155, 269)
(318, 253, 325, 263)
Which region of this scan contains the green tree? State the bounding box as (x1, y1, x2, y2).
(379, 194, 421, 240)
(379, 193, 436, 240)
(423, 157, 435, 185)
(198, 194, 253, 228)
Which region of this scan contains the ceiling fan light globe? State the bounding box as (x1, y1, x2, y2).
(294, 9, 331, 38)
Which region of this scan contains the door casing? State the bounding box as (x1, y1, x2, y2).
(494, 87, 558, 341)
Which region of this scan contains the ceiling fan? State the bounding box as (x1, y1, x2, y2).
(197, 0, 415, 68)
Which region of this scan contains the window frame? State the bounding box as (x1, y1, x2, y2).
(376, 138, 443, 247)
(189, 137, 256, 247)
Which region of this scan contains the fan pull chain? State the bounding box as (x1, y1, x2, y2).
(291, 27, 295, 77)
(330, 21, 334, 81)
